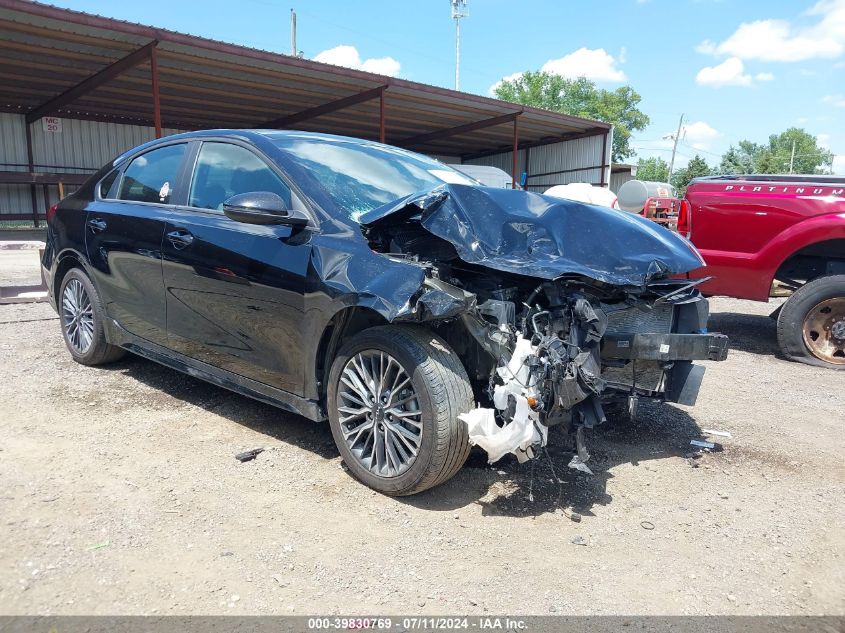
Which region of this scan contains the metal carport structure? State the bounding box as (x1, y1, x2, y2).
(0, 0, 612, 224)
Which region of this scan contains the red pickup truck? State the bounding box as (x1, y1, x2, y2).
(680, 175, 844, 370)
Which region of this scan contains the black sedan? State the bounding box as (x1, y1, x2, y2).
(42, 130, 727, 495)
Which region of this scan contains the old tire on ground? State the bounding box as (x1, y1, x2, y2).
(326, 325, 474, 496)
(776, 274, 845, 370)
(59, 268, 125, 366)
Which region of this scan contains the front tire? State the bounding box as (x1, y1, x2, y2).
(776, 274, 845, 370)
(59, 268, 125, 366)
(326, 325, 474, 496)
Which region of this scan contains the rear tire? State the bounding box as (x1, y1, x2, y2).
(326, 325, 473, 496)
(776, 274, 845, 370)
(59, 268, 125, 366)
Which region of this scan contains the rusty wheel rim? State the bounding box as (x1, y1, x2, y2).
(802, 297, 845, 365)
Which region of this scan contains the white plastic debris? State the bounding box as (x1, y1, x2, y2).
(690, 439, 715, 449)
(567, 454, 594, 475)
(702, 429, 732, 438)
(459, 335, 548, 464)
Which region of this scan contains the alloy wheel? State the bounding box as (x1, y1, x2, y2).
(62, 278, 95, 354)
(336, 350, 422, 477)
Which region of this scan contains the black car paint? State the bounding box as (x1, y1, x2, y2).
(360, 184, 706, 287)
(42, 129, 713, 425)
(42, 131, 446, 420)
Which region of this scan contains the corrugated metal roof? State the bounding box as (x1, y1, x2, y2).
(0, 0, 610, 159)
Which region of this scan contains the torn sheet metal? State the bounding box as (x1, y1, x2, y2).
(361, 184, 705, 287)
(309, 244, 474, 323)
(459, 335, 548, 464)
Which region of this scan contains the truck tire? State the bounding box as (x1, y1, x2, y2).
(59, 268, 126, 366)
(776, 274, 845, 370)
(326, 325, 474, 496)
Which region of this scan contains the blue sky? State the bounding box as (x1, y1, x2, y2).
(50, 0, 845, 173)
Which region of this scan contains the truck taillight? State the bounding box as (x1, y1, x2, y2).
(678, 199, 692, 239)
(46, 204, 58, 224)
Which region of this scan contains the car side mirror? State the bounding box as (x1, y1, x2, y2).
(223, 191, 309, 228)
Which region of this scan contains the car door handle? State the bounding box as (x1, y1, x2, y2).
(87, 218, 107, 233)
(167, 229, 194, 249)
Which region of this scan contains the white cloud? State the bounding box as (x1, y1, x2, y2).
(313, 45, 401, 77)
(540, 48, 627, 82)
(681, 120, 722, 150)
(822, 94, 845, 106)
(488, 48, 625, 95)
(696, 0, 845, 62)
(817, 133, 832, 147)
(755, 72, 775, 81)
(488, 71, 525, 95)
(833, 154, 845, 174)
(696, 57, 753, 86)
(631, 120, 721, 169)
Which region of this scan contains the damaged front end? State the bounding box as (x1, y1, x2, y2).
(360, 184, 728, 471)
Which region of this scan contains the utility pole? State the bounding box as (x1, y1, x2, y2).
(789, 140, 796, 174)
(451, 1, 468, 91)
(667, 113, 684, 182)
(290, 9, 297, 57)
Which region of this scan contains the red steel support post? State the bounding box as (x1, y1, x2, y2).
(379, 90, 385, 144)
(150, 45, 162, 138)
(511, 116, 519, 189)
(24, 123, 38, 227)
(600, 131, 608, 186)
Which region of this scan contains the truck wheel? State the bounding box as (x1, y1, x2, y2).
(776, 274, 845, 370)
(59, 268, 125, 366)
(326, 325, 473, 496)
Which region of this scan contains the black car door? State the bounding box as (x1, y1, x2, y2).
(86, 141, 189, 347)
(161, 140, 316, 394)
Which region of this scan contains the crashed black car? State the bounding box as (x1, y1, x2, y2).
(42, 130, 728, 496)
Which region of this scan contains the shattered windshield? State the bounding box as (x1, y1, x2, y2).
(271, 135, 477, 221)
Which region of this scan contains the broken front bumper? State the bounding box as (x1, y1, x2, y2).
(601, 332, 729, 362)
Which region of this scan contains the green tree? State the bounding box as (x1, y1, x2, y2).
(671, 154, 712, 195)
(494, 72, 650, 162)
(718, 128, 832, 175)
(635, 156, 670, 182)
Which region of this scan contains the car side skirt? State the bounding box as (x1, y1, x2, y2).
(107, 319, 326, 422)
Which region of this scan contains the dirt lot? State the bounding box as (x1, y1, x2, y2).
(0, 297, 842, 615)
(0, 249, 44, 288)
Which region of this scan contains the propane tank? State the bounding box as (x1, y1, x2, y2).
(617, 180, 675, 213)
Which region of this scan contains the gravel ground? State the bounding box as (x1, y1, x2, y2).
(0, 297, 842, 616)
(0, 250, 44, 288)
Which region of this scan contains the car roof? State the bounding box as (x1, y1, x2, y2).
(111, 129, 401, 166)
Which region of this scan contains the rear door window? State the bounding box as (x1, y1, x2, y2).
(118, 143, 187, 204)
(188, 142, 294, 211)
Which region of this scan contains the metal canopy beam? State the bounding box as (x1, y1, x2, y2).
(259, 85, 387, 129)
(25, 40, 158, 124)
(460, 126, 607, 162)
(400, 110, 522, 148)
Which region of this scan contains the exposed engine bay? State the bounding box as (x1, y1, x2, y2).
(360, 185, 729, 470)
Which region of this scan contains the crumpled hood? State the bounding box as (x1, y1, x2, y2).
(361, 184, 705, 286)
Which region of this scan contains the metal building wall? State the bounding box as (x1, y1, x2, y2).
(0, 113, 184, 217)
(463, 132, 612, 192)
(0, 113, 30, 218)
(610, 169, 636, 193)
